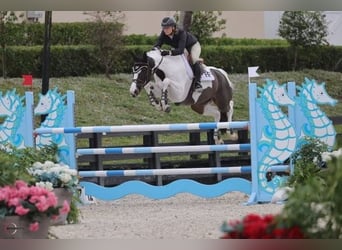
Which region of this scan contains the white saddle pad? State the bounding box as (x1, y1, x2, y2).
(201, 68, 215, 81)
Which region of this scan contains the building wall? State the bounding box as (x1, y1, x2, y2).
(23, 11, 342, 45)
(50, 11, 265, 38)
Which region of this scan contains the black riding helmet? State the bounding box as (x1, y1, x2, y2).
(161, 17, 176, 27)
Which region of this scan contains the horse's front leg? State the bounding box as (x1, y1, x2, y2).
(160, 78, 171, 113)
(144, 82, 162, 111)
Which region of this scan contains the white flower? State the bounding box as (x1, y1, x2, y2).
(32, 162, 44, 168)
(44, 160, 56, 168)
(321, 148, 342, 162)
(59, 173, 72, 184)
(29, 161, 79, 189)
(65, 168, 77, 176)
(35, 181, 54, 191)
(322, 151, 332, 162)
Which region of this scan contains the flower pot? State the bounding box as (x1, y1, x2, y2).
(0, 216, 50, 239)
(51, 188, 73, 225)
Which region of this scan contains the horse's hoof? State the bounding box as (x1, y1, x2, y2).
(164, 106, 171, 113)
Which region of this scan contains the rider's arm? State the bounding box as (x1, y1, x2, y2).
(154, 31, 165, 48)
(170, 30, 186, 56)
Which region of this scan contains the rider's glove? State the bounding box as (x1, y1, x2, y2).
(161, 50, 171, 56)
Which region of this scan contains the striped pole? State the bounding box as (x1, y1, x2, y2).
(34, 121, 249, 134)
(76, 143, 251, 156)
(78, 165, 290, 177)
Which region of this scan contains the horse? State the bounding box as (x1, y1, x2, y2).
(129, 48, 236, 144)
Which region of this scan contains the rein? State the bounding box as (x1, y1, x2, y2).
(151, 55, 164, 74)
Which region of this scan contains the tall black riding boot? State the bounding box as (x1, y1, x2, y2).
(193, 62, 202, 91)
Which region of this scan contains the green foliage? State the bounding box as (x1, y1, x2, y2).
(123, 34, 158, 45)
(2, 44, 342, 78)
(286, 137, 329, 187)
(0, 19, 341, 76)
(202, 37, 288, 46)
(0, 11, 24, 47)
(0, 144, 58, 186)
(11, 144, 59, 169)
(174, 11, 226, 43)
(0, 147, 33, 186)
(279, 154, 342, 238)
(84, 11, 125, 79)
(278, 11, 328, 47)
(276, 137, 342, 238)
(0, 11, 25, 78)
(67, 194, 81, 224)
(278, 11, 329, 70)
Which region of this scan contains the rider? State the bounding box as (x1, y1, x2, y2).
(154, 16, 203, 91)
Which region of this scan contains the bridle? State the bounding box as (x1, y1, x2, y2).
(132, 51, 164, 87)
(132, 63, 151, 87)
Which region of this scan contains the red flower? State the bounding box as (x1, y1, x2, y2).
(221, 213, 305, 239)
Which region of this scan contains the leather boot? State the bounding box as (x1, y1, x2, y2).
(193, 62, 202, 91)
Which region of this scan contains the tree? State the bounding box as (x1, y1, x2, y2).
(84, 11, 125, 79)
(175, 11, 226, 42)
(178, 11, 193, 31)
(278, 11, 329, 70)
(0, 11, 24, 79)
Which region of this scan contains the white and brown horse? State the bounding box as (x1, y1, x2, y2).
(129, 48, 236, 143)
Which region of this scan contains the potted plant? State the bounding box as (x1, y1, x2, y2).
(0, 180, 69, 239)
(1, 144, 81, 225)
(28, 160, 80, 225)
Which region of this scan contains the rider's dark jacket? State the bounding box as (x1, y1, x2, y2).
(154, 28, 198, 56)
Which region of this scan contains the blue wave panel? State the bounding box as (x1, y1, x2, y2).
(79, 178, 252, 201)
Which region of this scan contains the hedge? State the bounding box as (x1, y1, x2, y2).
(5, 23, 289, 47)
(1, 45, 341, 78)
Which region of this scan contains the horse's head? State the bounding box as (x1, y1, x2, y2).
(130, 51, 156, 97)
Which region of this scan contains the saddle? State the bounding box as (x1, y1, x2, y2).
(184, 55, 214, 84)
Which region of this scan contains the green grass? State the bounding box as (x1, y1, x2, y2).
(1, 69, 341, 130)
